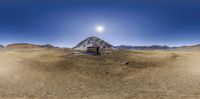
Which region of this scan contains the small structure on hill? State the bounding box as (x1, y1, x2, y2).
(87, 46, 100, 55)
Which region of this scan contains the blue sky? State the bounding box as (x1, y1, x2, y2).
(0, 0, 200, 47)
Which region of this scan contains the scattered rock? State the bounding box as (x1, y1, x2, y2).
(125, 62, 129, 65)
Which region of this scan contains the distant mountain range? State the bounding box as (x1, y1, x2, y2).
(115, 44, 200, 50)
(6, 43, 56, 49)
(173, 44, 200, 50)
(1, 37, 200, 51)
(115, 45, 171, 50)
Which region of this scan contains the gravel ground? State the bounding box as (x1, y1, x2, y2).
(0, 49, 200, 99)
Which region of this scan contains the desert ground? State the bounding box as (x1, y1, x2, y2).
(0, 48, 200, 99)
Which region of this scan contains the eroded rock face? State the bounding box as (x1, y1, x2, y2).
(74, 36, 115, 50)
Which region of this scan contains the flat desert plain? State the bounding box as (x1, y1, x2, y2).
(0, 48, 200, 99)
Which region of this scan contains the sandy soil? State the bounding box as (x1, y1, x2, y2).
(0, 49, 200, 99)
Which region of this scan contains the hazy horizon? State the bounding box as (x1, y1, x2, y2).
(0, 0, 200, 47)
(1, 35, 200, 48)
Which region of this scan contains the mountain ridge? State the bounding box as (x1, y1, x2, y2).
(6, 43, 56, 49)
(116, 44, 200, 50)
(115, 45, 171, 50)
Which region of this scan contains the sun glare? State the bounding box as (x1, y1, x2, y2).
(96, 26, 104, 33)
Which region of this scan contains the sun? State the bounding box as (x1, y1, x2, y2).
(96, 26, 104, 33)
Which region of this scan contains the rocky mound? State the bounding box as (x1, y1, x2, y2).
(74, 36, 115, 50)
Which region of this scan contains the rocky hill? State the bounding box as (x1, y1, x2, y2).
(74, 36, 115, 50)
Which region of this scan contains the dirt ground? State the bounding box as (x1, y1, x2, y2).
(0, 49, 200, 99)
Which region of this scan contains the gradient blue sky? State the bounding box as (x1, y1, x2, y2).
(0, 0, 200, 47)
